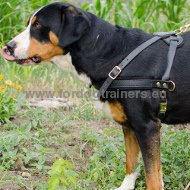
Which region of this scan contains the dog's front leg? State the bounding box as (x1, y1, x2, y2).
(134, 119, 164, 190)
(115, 127, 140, 190)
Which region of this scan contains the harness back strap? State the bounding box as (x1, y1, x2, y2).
(98, 33, 174, 98)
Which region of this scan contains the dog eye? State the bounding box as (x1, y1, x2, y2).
(33, 21, 41, 29)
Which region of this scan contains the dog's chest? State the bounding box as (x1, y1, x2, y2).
(78, 73, 91, 84)
(95, 101, 127, 123)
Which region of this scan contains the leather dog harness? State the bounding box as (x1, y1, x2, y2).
(98, 32, 184, 120)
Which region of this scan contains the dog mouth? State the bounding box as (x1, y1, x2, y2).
(1, 46, 41, 65)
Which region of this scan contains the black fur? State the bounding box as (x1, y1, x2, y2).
(43, 3, 190, 125)
(30, 2, 190, 131)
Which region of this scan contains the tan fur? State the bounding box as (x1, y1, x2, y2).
(145, 154, 163, 189)
(28, 37, 64, 61)
(49, 31, 59, 46)
(109, 102, 127, 123)
(145, 122, 163, 190)
(67, 6, 77, 16)
(146, 161, 162, 190)
(31, 16, 37, 25)
(123, 127, 140, 174)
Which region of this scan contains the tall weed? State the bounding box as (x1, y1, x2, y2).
(82, 0, 189, 32)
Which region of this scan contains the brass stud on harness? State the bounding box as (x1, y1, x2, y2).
(163, 83, 167, 88)
(161, 90, 167, 98)
(156, 82, 161, 87)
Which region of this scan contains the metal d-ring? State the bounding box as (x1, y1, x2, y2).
(168, 80, 176, 92)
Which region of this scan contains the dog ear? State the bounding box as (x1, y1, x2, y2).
(58, 5, 90, 48)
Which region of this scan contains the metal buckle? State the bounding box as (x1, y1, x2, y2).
(108, 66, 122, 80)
(160, 101, 167, 113)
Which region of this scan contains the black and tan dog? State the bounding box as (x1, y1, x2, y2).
(2, 2, 190, 190)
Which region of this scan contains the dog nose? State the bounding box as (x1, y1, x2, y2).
(6, 41, 17, 54)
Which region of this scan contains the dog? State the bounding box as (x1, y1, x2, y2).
(2, 2, 190, 190)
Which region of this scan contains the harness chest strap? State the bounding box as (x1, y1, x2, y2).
(107, 79, 174, 91)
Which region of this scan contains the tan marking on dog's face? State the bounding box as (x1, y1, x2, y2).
(109, 102, 127, 123)
(31, 16, 37, 25)
(28, 37, 64, 61)
(49, 31, 59, 45)
(67, 6, 77, 16)
(7, 5, 66, 63)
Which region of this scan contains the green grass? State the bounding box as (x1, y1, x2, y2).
(0, 106, 189, 189)
(0, 0, 190, 189)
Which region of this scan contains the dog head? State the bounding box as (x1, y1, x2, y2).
(1, 2, 90, 65)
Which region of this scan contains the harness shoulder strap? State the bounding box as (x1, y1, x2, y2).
(162, 37, 178, 81)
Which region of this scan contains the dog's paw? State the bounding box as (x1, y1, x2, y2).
(113, 169, 140, 190)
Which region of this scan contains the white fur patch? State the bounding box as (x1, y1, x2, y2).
(102, 101, 113, 118)
(13, 26, 30, 59)
(93, 100, 104, 111)
(161, 173, 164, 190)
(51, 55, 74, 72)
(51, 54, 92, 84)
(114, 169, 140, 190)
(78, 73, 91, 84)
